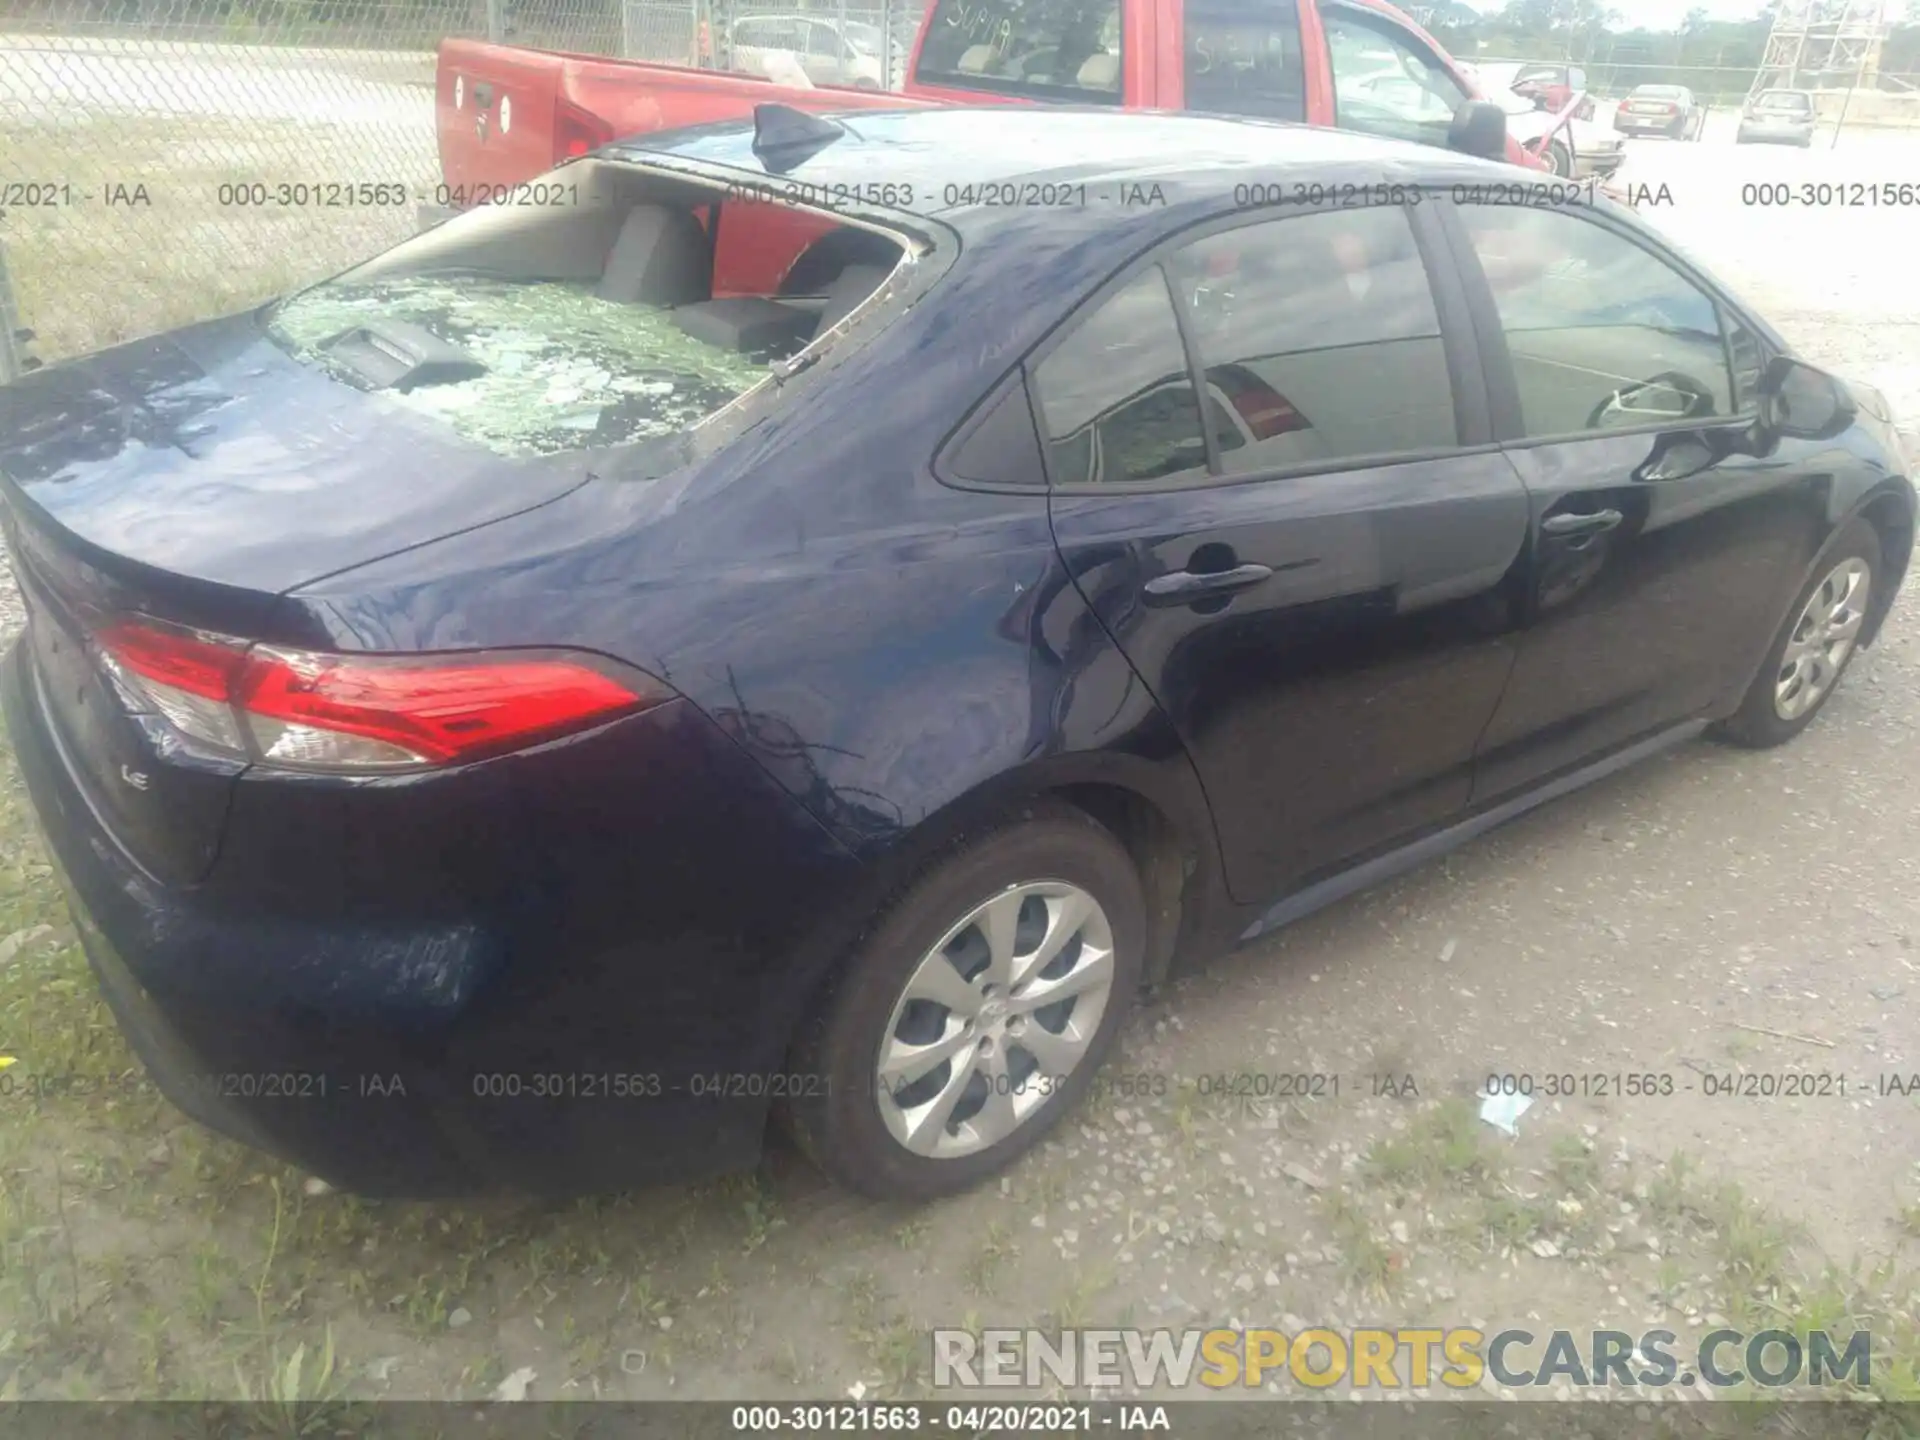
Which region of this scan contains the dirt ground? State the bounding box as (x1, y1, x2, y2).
(2, 121, 1920, 1417)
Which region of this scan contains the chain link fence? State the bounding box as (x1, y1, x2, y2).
(0, 0, 921, 374)
(8, 5, 1920, 380)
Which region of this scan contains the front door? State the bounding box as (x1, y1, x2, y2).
(1038, 199, 1530, 906)
(1440, 198, 1824, 802)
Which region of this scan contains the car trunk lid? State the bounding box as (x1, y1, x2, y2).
(0, 313, 591, 885)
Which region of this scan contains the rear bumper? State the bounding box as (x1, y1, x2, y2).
(1736, 125, 1813, 143)
(2, 639, 866, 1197)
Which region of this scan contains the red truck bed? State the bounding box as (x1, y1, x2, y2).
(437, 38, 938, 196)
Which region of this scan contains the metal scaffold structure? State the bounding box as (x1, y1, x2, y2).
(1746, 0, 1890, 99)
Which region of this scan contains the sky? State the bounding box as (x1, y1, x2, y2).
(1456, 0, 1777, 32)
(1605, 0, 1767, 22)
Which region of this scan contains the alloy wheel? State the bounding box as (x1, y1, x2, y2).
(1774, 557, 1871, 721)
(875, 881, 1115, 1160)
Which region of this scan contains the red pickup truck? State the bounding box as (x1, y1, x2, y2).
(434, 0, 1578, 293)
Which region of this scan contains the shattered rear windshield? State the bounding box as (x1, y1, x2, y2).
(266, 275, 772, 459)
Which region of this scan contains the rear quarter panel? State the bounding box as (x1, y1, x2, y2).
(281, 206, 1234, 972)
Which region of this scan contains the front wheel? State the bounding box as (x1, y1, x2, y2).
(1715, 521, 1881, 749)
(1545, 140, 1573, 178)
(785, 802, 1146, 1201)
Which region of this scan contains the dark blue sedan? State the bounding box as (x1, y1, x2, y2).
(0, 106, 1910, 1201)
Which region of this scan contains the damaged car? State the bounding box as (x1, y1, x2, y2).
(0, 106, 1910, 1202)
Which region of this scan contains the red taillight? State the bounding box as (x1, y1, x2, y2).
(555, 100, 617, 162)
(95, 620, 662, 771)
(97, 621, 244, 702)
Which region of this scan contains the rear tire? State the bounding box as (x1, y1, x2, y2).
(1546, 140, 1573, 178)
(785, 802, 1146, 1202)
(1714, 520, 1881, 750)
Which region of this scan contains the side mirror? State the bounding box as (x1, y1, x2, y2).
(1449, 100, 1509, 160)
(1760, 355, 1856, 441)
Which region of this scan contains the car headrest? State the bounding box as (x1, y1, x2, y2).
(599, 204, 712, 306)
(816, 264, 889, 334)
(1077, 52, 1119, 90)
(957, 44, 995, 74)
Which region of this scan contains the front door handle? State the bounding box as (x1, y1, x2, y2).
(1541, 509, 1624, 539)
(1142, 563, 1274, 606)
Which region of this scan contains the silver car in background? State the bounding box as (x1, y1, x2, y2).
(1615, 83, 1708, 139)
(1738, 89, 1818, 147)
(728, 13, 887, 89)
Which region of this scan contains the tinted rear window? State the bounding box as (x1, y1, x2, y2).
(1183, 0, 1305, 122)
(1633, 87, 1685, 98)
(1755, 92, 1812, 112)
(914, 0, 1123, 102)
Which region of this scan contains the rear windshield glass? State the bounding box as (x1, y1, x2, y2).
(261, 179, 904, 459)
(1633, 86, 1685, 98)
(268, 276, 771, 459)
(914, 0, 1124, 102)
(1755, 91, 1812, 112)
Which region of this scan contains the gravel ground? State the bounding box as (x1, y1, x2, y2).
(1, 123, 1919, 1409)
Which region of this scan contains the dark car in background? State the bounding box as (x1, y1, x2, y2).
(1615, 82, 1708, 138)
(0, 107, 1910, 1204)
(1738, 88, 1818, 147)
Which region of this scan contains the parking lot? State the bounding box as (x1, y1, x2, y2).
(2, 115, 1920, 1410)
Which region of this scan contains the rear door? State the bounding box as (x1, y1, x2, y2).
(1439, 197, 1817, 803)
(1040, 198, 1530, 906)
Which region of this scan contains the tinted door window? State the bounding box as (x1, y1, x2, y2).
(1323, 8, 1468, 148)
(915, 0, 1123, 101)
(1164, 206, 1456, 473)
(1455, 205, 1738, 439)
(1183, 0, 1306, 122)
(1031, 269, 1209, 486)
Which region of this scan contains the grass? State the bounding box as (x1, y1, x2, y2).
(1363, 1097, 1500, 1191)
(2, 114, 433, 364)
(1320, 1191, 1396, 1296)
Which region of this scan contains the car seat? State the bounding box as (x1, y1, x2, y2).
(599, 204, 713, 306)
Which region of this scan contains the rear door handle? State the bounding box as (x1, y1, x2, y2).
(1142, 563, 1274, 606)
(1541, 509, 1624, 539)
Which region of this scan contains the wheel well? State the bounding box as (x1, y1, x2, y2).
(1860, 488, 1915, 648)
(1052, 782, 1194, 989)
(767, 779, 1199, 1145)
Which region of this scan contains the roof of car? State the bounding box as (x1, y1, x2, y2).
(617, 106, 1516, 227)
